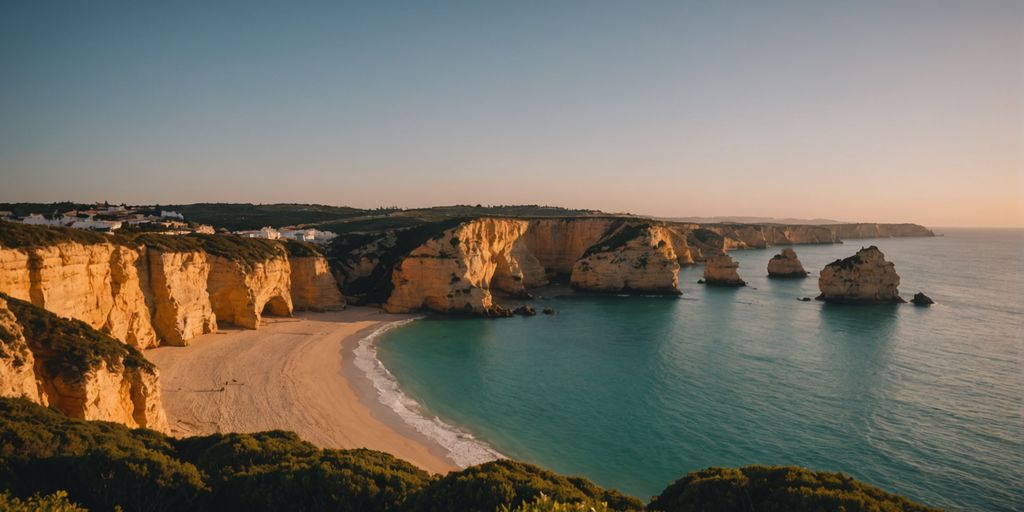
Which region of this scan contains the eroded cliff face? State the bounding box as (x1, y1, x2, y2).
(385, 219, 536, 314)
(0, 295, 167, 431)
(817, 246, 903, 303)
(148, 249, 217, 346)
(39, 364, 166, 431)
(570, 225, 684, 294)
(12, 242, 160, 349)
(767, 248, 808, 278)
(208, 254, 293, 329)
(0, 297, 40, 401)
(0, 229, 342, 347)
(290, 255, 346, 311)
(382, 219, 695, 313)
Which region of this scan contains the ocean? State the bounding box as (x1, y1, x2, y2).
(371, 228, 1023, 511)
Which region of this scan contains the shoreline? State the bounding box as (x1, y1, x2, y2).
(146, 307, 458, 474)
(347, 317, 504, 468)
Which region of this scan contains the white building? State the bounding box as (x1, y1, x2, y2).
(235, 226, 280, 240)
(21, 214, 65, 227)
(279, 228, 337, 244)
(160, 210, 185, 220)
(70, 218, 122, 232)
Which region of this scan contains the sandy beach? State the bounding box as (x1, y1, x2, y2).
(146, 307, 457, 474)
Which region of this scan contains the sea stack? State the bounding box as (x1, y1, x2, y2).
(911, 292, 934, 306)
(817, 246, 903, 303)
(703, 254, 746, 286)
(767, 248, 808, 278)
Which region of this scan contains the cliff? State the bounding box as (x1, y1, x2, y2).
(0, 224, 344, 347)
(289, 255, 346, 311)
(328, 217, 934, 314)
(207, 254, 293, 329)
(147, 249, 217, 346)
(817, 246, 903, 303)
(767, 248, 808, 278)
(0, 297, 40, 401)
(0, 294, 166, 431)
(570, 224, 685, 294)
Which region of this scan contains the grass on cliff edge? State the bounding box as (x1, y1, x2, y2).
(0, 397, 940, 512)
(0, 294, 154, 383)
(0, 222, 320, 266)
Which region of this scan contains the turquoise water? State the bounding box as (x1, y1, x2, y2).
(377, 229, 1023, 510)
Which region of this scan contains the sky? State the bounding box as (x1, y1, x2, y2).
(0, 1, 1021, 227)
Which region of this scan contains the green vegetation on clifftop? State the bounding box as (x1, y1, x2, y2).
(2, 294, 154, 383)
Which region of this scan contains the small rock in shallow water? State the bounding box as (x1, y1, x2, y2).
(798, 297, 812, 302)
(542, 307, 556, 315)
(513, 305, 537, 316)
(910, 292, 934, 305)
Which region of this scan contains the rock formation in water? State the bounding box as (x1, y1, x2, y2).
(702, 254, 746, 286)
(817, 246, 903, 303)
(0, 294, 166, 431)
(0, 223, 344, 347)
(767, 248, 808, 278)
(911, 292, 934, 306)
(334, 218, 933, 314)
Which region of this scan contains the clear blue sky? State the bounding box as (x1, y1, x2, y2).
(1, 1, 1020, 226)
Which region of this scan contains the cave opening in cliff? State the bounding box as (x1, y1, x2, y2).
(262, 296, 291, 317)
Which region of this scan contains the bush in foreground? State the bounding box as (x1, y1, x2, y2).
(0, 398, 940, 511)
(648, 465, 941, 512)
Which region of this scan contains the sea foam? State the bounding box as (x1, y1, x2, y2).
(352, 318, 504, 468)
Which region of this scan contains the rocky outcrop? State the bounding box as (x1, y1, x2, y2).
(0, 224, 344, 347)
(147, 249, 217, 346)
(767, 248, 808, 278)
(290, 255, 346, 311)
(911, 292, 934, 306)
(570, 225, 685, 294)
(817, 246, 903, 303)
(702, 254, 746, 286)
(19, 242, 159, 349)
(207, 255, 293, 329)
(0, 295, 166, 431)
(385, 219, 535, 314)
(0, 297, 40, 401)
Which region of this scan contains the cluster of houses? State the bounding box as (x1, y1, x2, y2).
(234, 226, 337, 245)
(0, 204, 337, 245)
(0, 205, 213, 234)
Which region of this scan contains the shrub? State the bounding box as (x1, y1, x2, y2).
(2, 293, 154, 383)
(0, 490, 87, 512)
(647, 465, 940, 512)
(401, 459, 643, 512)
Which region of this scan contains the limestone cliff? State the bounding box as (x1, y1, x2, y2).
(290, 255, 346, 311)
(147, 249, 217, 346)
(570, 224, 684, 294)
(207, 254, 293, 329)
(0, 295, 167, 431)
(0, 297, 40, 401)
(767, 248, 808, 278)
(817, 246, 903, 303)
(703, 254, 746, 286)
(0, 224, 344, 347)
(18, 242, 159, 349)
(385, 218, 535, 314)
(341, 217, 933, 314)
